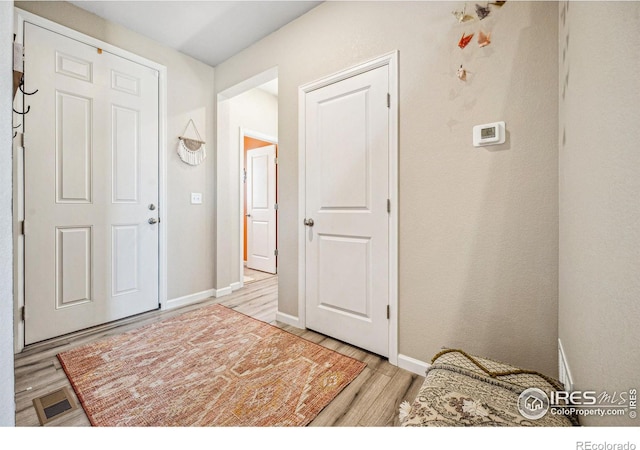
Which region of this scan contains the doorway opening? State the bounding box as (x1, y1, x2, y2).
(216, 67, 278, 301)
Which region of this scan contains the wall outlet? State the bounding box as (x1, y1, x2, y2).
(191, 192, 202, 204)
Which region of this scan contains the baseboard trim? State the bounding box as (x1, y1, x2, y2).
(398, 353, 430, 377)
(213, 286, 232, 298)
(164, 288, 216, 310)
(230, 282, 241, 292)
(164, 285, 234, 310)
(558, 338, 574, 392)
(275, 311, 301, 328)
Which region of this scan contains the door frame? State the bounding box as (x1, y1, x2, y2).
(12, 9, 168, 353)
(238, 128, 278, 289)
(297, 51, 399, 365)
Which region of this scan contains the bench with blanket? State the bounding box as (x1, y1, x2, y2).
(399, 349, 579, 427)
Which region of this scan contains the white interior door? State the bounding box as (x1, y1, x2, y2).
(304, 65, 390, 357)
(246, 145, 277, 274)
(23, 22, 160, 344)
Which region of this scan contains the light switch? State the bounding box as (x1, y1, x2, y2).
(191, 192, 202, 204)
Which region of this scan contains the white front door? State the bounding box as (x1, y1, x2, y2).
(304, 65, 390, 357)
(23, 22, 160, 344)
(246, 145, 277, 274)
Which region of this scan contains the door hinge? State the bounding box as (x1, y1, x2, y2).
(274, 157, 278, 165)
(274, 203, 278, 210)
(386, 305, 390, 319)
(20, 220, 25, 236)
(387, 199, 391, 214)
(21, 306, 26, 321)
(387, 93, 391, 108)
(274, 249, 278, 257)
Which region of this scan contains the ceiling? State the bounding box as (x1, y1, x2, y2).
(69, 1, 322, 67)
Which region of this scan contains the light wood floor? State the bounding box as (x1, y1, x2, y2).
(14, 273, 424, 427)
(243, 266, 277, 285)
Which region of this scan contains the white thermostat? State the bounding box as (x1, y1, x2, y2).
(473, 121, 506, 147)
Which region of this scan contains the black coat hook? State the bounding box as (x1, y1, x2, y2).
(19, 76, 38, 96)
(13, 105, 30, 115)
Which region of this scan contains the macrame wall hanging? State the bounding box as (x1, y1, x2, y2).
(177, 119, 206, 166)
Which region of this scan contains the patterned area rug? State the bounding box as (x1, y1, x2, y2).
(57, 304, 366, 426)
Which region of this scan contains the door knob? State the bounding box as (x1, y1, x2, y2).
(246, 214, 251, 217)
(304, 218, 314, 227)
(148, 218, 158, 225)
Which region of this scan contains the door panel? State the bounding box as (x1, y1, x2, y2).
(246, 145, 277, 274)
(304, 65, 390, 357)
(111, 106, 139, 203)
(111, 70, 140, 95)
(317, 234, 371, 317)
(319, 89, 369, 209)
(56, 226, 92, 307)
(56, 92, 93, 203)
(55, 51, 93, 81)
(24, 22, 159, 344)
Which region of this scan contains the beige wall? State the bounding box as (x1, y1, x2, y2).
(15, 1, 217, 301)
(0, 0, 15, 427)
(215, 1, 560, 375)
(558, 2, 640, 426)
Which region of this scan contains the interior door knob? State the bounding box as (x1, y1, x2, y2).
(148, 218, 158, 224)
(304, 218, 314, 227)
